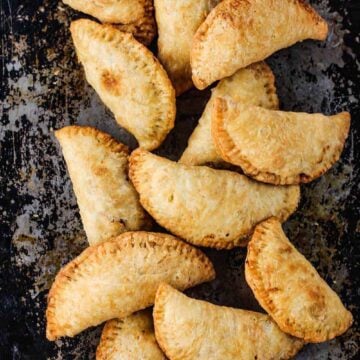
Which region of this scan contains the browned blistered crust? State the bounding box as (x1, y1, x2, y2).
(70, 19, 175, 150)
(153, 283, 304, 359)
(46, 232, 215, 340)
(180, 62, 279, 167)
(245, 218, 353, 342)
(212, 98, 351, 185)
(55, 125, 152, 245)
(129, 149, 300, 249)
(191, 0, 328, 89)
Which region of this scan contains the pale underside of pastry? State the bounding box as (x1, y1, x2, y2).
(46, 232, 215, 340)
(70, 19, 175, 150)
(55, 126, 151, 245)
(129, 149, 300, 249)
(245, 218, 353, 342)
(191, 0, 328, 89)
(155, 0, 221, 95)
(63, 0, 146, 24)
(153, 283, 304, 360)
(179, 62, 279, 166)
(64, 0, 156, 45)
(212, 98, 351, 185)
(96, 310, 166, 360)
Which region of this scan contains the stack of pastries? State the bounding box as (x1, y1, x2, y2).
(46, 0, 353, 359)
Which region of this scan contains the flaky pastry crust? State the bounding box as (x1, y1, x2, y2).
(129, 149, 300, 249)
(46, 232, 215, 340)
(63, 0, 156, 45)
(55, 125, 151, 245)
(191, 0, 328, 89)
(180, 62, 278, 166)
(153, 284, 303, 360)
(70, 19, 175, 150)
(245, 218, 353, 342)
(212, 98, 350, 184)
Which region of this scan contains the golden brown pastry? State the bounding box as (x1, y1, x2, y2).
(191, 0, 328, 89)
(180, 62, 278, 166)
(212, 98, 350, 185)
(129, 149, 300, 249)
(155, 0, 221, 95)
(46, 232, 215, 340)
(70, 19, 175, 150)
(153, 283, 303, 360)
(245, 218, 353, 342)
(55, 126, 151, 245)
(64, 1, 156, 45)
(63, 0, 145, 24)
(96, 310, 166, 360)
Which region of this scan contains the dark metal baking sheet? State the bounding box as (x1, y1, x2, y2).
(0, 0, 359, 358)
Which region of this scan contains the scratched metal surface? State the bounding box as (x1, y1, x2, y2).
(0, 0, 359, 359)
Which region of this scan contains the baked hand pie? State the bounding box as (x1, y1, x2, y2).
(212, 98, 350, 185)
(96, 310, 166, 360)
(70, 19, 175, 150)
(55, 126, 151, 245)
(180, 62, 278, 166)
(46, 232, 215, 340)
(63, 0, 156, 45)
(155, 0, 221, 95)
(153, 283, 304, 360)
(245, 218, 353, 342)
(129, 149, 300, 249)
(191, 0, 328, 89)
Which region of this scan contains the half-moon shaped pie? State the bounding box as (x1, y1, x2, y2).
(212, 98, 351, 184)
(245, 218, 353, 342)
(55, 126, 151, 245)
(155, 0, 221, 95)
(191, 0, 328, 89)
(129, 149, 300, 249)
(153, 283, 303, 360)
(180, 62, 278, 166)
(96, 310, 166, 359)
(46, 232, 215, 340)
(70, 19, 175, 150)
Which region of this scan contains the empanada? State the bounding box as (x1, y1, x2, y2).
(63, 0, 146, 24)
(245, 218, 353, 342)
(129, 149, 300, 249)
(64, 0, 156, 45)
(55, 126, 151, 245)
(155, 0, 221, 95)
(96, 310, 166, 360)
(191, 0, 328, 89)
(212, 99, 351, 185)
(180, 62, 278, 166)
(153, 283, 303, 360)
(46, 232, 215, 340)
(70, 19, 175, 150)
